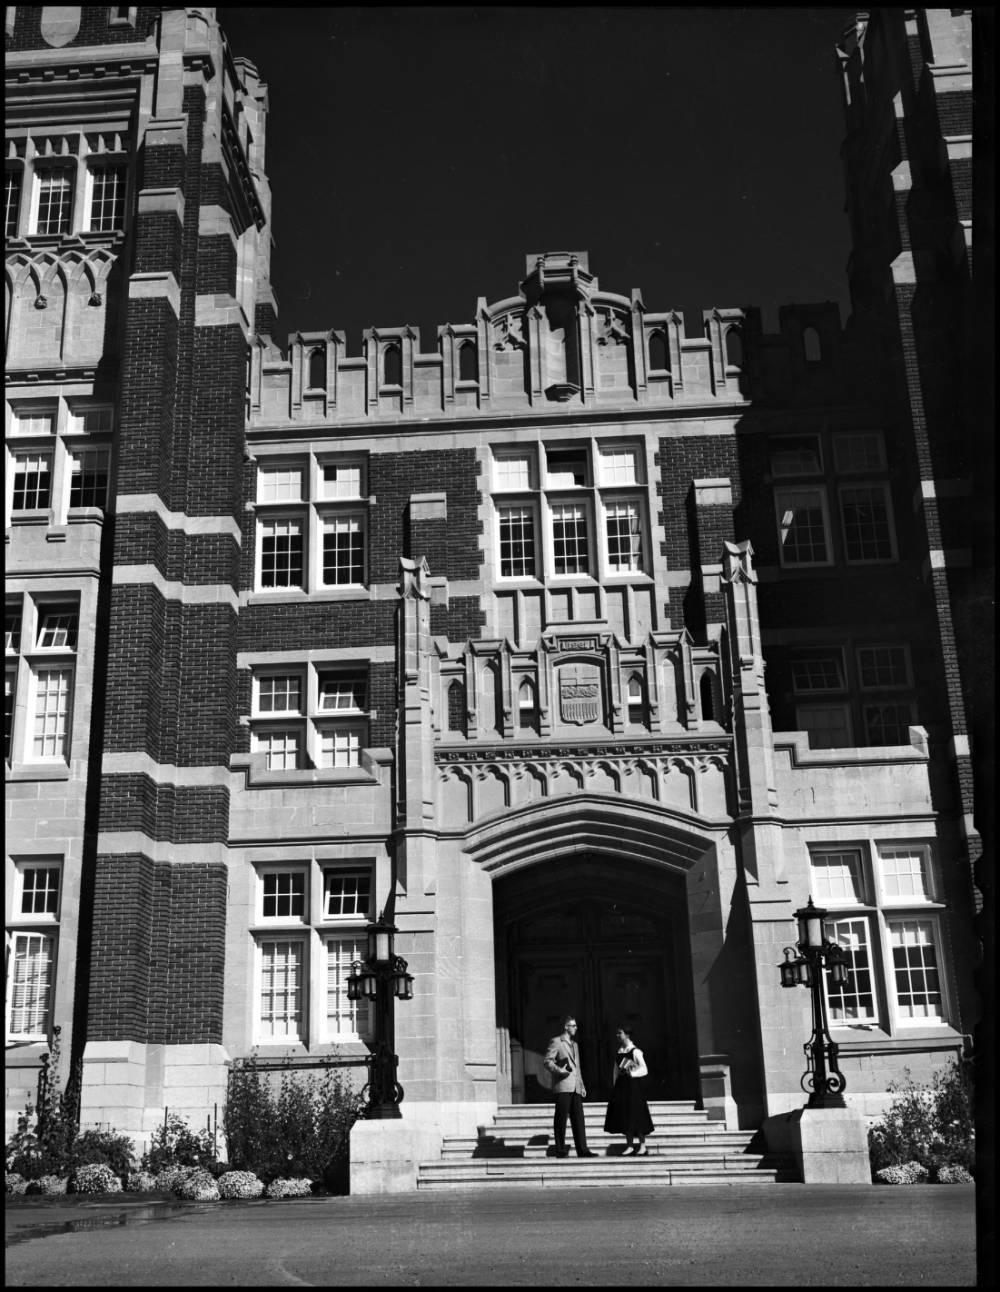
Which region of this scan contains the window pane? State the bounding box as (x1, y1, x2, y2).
(4, 667, 15, 763)
(778, 490, 828, 563)
(321, 462, 364, 498)
(326, 935, 369, 1037)
(890, 920, 943, 1019)
(599, 448, 639, 485)
(36, 171, 73, 235)
(261, 871, 305, 918)
(605, 502, 642, 572)
(318, 672, 366, 711)
(879, 847, 931, 901)
(770, 436, 822, 476)
(12, 454, 52, 511)
(21, 866, 61, 915)
(259, 939, 303, 1038)
(841, 486, 893, 561)
(260, 518, 304, 588)
(13, 411, 54, 436)
(253, 727, 300, 771)
(257, 675, 302, 714)
(858, 646, 909, 689)
(864, 703, 912, 746)
(32, 667, 71, 758)
(9, 933, 54, 1036)
(811, 850, 865, 903)
(6, 605, 22, 653)
(69, 448, 110, 509)
(322, 516, 365, 585)
(798, 704, 851, 749)
(323, 871, 371, 918)
(5, 168, 22, 238)
(317, 724, 363, 767)
(494, 454, 532, 491)
(257, 466, 303, 503)
(89, 165, 127, 231)
(36, 608, 78, 650)
(499, 506, 535, 578)
(825, 917, 877, 1022)
(70, 407, 114, 436)
(546, 448, 588, 488)
(551, 503, 589, 575)
(833, 432, 885, 474)
(791, 651, 845, 693)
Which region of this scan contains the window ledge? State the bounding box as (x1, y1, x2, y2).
(832, 1027, 964, 1056)
(68, 507, 107, 525)
(7, 764, 71, 782)
(246, 589, 373, 604)
(8, 511, 53, 528)
(232, 746, 392, 788)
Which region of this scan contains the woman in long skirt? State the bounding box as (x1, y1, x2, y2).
(604, 1025, 655, 1155)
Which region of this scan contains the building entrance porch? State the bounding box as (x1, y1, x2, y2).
(493, 855, 698, 1105)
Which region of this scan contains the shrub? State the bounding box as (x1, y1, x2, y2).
(265, 1177, 313, 1199)
(936, 1164, 974, 1184)
(6, 1173, 28, 1195)
(224, 1053, 365, 1187)
(126, 1171, 158, 1193)
(876, 1162, 930, 1185)
(27, 1174, 69, 1196)
(153, 1165, 197, 1195)
(217, 1170, 265, 1200)
(141, 1112, 218, 1175)
(175, 1169, 220, 1201)
(73, 1163, 122, 1194)
(5, 1030, 80, 1182)
(868, 1056, 975, 1180)
(74, 1128, 136, 1179)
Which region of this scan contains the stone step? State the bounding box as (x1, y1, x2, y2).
(440, 1135, 757, 1160)
(416, 1160, 782, 1189)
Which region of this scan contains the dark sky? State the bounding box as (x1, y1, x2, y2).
(218, 6, 859, 349)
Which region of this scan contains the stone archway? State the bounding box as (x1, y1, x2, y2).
(493, 854, 699, 1104)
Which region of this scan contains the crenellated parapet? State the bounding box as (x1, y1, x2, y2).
(248, 251, 853, 425)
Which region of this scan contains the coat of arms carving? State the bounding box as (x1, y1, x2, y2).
(558, 664, 602, 726)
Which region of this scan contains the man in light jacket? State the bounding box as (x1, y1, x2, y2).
(543, 1015, 598, 1158)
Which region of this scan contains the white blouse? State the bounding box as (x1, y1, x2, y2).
(612, 1045, 648, 1084)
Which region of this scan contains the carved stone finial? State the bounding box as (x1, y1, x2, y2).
(399, 555, 432, 600)
(35, 295, 48, 310)
(722, 539, 756, 584)
(88, 291, 102, 306)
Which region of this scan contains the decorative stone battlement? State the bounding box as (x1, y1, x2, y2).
(248, 251, 848, 425)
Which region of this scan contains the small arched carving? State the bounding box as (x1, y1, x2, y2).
(307, 345, 326, 389)
(447, 679, 466, 736)
(383, 343, 402, 386)
(803, 326, 822, 363)
(725, 327, 743, 369)
(699, 671, 715, 722)
(458, 340, 478, 382)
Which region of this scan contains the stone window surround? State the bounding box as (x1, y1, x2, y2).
(5, 397, 113, 528)
(5, 592, 80, 770)
(6, 132, 130, 242)
(786, 641, 917, 751)
(249, 661, 372, 771)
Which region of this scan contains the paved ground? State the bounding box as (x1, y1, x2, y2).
(5, 1184, 977, 1286)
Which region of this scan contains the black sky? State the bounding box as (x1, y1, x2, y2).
(217, 6, 859, 349)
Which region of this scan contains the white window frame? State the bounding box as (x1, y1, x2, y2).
(493, 449, 536, 493)
(496, 499, 539, 581)
(838, 481, 897, 564)
(857, 644, 912, 691)
(790, 647, 847, 695)
(8, 400, 113, 527)
(597, 444, 643, 487)
(254, 455, 370, 594)
(30, 162, 76, 237)
(5, 164, 24, 239)
(769, 434, 824, 477)
(600, 493, 646, 576)
(250, 663, 370, 771)
(323, 930, 371, 1041)
(7, 447, 54, 520)
(255, 935, 307, 1044)
(862, 700, 917, 747)
(543, 445, 591, 490)
(775, 486, 833, 568)
(83, 159, 128, 233)
(256, 865, 309, 924)
(833, 430, 887, 474)
(547, 495, 594, 579)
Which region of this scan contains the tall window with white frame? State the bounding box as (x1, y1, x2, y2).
(253, 862, 372, 1045)
(790, 646, 851, 749)
(857, 643, 915, 746)
(255, 456, 369, 593)
(7, 403, 113, 527)
(30, 604, 77, 763)
(6, 859, 62, 1042)
(86, 160, 127, 233)
(5, 599, 22, 765)
(5, 166, 23, 238)
(810, 841, 952, 1032)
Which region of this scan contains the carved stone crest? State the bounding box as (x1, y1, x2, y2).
(493, 314, 526, 351)
(558, 664, 602, 726)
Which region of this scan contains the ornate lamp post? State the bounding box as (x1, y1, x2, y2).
(347, 912, 414, 1119)
(779, 897, 850, 1109)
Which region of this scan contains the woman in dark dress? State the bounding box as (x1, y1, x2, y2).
(604, 1025, 655, 1155)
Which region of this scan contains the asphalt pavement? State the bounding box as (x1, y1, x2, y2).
(5, 1183, 977, 1286)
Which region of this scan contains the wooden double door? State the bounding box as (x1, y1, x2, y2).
(496, 863, 694, 1104)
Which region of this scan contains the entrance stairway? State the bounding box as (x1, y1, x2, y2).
(416, 1101, 793, 1189)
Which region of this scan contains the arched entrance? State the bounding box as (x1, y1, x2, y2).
(494, 854, 699, 1104)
